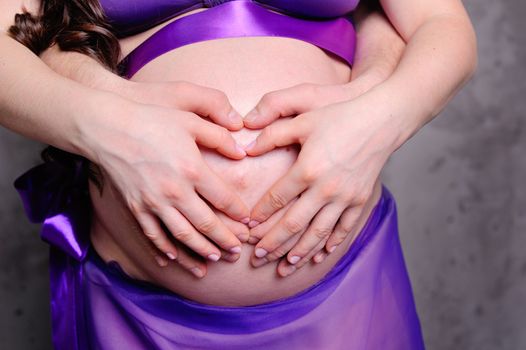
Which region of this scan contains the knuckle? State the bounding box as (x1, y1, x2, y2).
(181, 163, 201, 182)
(213, 191, 235, 211)
(142, 193, 161, 212)
(216, 126, 231, 144)
(172, 229, 193, 243)
(260, 90, 282, 107)
(210, 88, 229, 103)
(300, 167, 320, 184)
(312, 227, 332, 240)
(128, 199, 144, 216)
(195, 217, 218, 235)
(164, 186, 184, 203)
(268, 190, 288, 210)
(320, 181, 340, 200)
(352, 189, 372, 206)
(260, 125, 274, 140)
(270, 246, 288, 259)
(283, 218, 304, 235)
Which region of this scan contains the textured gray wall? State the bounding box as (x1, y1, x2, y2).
(0, 0, 524, 349)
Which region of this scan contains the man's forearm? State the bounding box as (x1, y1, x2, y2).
(346, 2, 406, 95)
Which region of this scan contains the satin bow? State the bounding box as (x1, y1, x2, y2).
(14, 159, 91, 261)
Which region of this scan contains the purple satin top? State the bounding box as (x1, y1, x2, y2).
(97, 0, 360, 78)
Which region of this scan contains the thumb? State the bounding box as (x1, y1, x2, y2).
(244, 118, 307, 156)
(243, 83, 329, 129)
(174, 82, 244, 131)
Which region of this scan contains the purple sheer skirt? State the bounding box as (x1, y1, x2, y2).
(14, 160, 425, 349)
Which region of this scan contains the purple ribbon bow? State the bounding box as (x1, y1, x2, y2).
(14, 159, 91, 261)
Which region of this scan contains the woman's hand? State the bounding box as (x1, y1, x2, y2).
(83, 83, 251, 277)
(242, 85, 400, 276)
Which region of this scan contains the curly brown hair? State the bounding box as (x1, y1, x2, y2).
(8, 0, 122, 191)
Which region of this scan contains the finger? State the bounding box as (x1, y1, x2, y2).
(248, 199, 297, 244)
(313, 250, 328, 263)
(173, 82, 244, 130)
(214, 211, 250, 243)
(220, 249, 241, 263)
(326, 205, 364, 253)
(189, 118, 246, 160)
(174, 190, 243, 255)
(250, 162, 308, 225)
(244, 118, 309, 156)
(158, 206, 224, 261)
(253, 189, 326, 261)
(277, 234, 329, 277)
(251, 230, 303, 268)
(134, 210, 178, 265)
(285, 202, 345, 265)
(244, 83, 344, 129)
(172, 244, 208, 279)
(195, 165, 250, 223)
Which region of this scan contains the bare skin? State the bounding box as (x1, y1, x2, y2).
(89, 7, 384, 306)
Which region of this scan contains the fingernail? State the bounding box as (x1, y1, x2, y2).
(248, 236, 259, 244)
(207, 253, 220, 261)
(191, 267, 204, 278)
(329, 245, 338, 253)
(288, 255, 301, 264)
(252, 257, 269, 267)
(248, 220, 260, 228)
(235, 144, 247, 156)
(155, 255, 168, 267)
(281, 264, 296, 276)
(244, 109, 259, 122)
(229, 246, 241, 254)
(228, 109, 243, 124)
(255, 247, 268, 258)
(166, 252, 176, 260)
(241, 217, 250, 224)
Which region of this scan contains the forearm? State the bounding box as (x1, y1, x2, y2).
(0, 34, 125, 160)
(366, 1, 477, 148)
(40, 44, 136, 97)
(345, 2, 405, 98)
(351, 1, 405, 82)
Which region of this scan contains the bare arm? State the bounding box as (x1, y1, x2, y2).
(348, 0, 405, 87)
(373, 0, 477, 145)
(0, 1, 121, 157)
(0, 1, 254, 278)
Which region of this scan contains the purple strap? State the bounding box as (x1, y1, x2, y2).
(121, 0, 356, 78)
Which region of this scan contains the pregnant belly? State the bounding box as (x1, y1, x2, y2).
(89, 21, 382, 306)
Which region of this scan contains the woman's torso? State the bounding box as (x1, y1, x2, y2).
(89, 4, 383, 306)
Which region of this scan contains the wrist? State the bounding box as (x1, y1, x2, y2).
(342, 81, 427, 155)
(72, 89, 135, 163)
(371, 80, 432, 151)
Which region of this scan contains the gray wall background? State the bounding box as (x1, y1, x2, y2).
(1, 0, 524, 349)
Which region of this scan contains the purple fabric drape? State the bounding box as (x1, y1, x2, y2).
(14, 160, 425, 349)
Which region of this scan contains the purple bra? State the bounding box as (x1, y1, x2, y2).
(99, 0, 360, 78)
